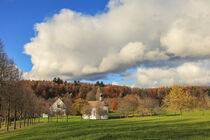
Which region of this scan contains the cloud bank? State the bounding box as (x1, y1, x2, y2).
(129, 59, 210, 88)
(24, 0, 210, 87)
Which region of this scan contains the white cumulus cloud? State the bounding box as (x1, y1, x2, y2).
(24, 0, 210, 82)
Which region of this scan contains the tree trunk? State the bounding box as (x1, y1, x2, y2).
(7, 102, 10, 131)
(14, 106, 17, 129)
(9, 119, 12, 127)
(34, 117, 35, 125)
(0, 117, 2, 129)
(180, 109, 182, 118)
(66, 114, 68, 122)
(0, 103, 1, 129)
(20, 118, 22, 128)
(31, 117, 33, 125)
(27, 117, 29, 126)
(4, 117, 8, 127)
(24, 113, 26, 127)
(20, 110, 22, 128)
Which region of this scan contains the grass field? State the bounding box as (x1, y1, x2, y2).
(0, 111, 209, 140)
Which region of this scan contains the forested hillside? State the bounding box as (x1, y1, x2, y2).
(24, 79, 210, 102)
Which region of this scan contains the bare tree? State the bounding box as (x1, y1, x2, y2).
(63, 94, 73, 122)
(116, 97, 133, 118)
(81, 104, 92, 120)
(0, 41, 43, 131)
(0, 39, 22, 130)
(86, 89, 96, 101)
(198, 93, 210, 115)
(96, 107, 106, 120)
(137, 97, 160, 116)
(125, 94, 139, 116)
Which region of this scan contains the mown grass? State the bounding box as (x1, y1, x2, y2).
(0, 111, 209, 140)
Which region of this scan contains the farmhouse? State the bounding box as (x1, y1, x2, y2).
(49, 98, 66, 115)
(83, 88, 109, 120)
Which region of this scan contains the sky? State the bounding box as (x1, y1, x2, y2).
(1, 0, 210, 88)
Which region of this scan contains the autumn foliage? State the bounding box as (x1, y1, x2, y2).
(24, 80, 210, 105)
(111, 101, 117, 111)
(163, 84, 199, 115)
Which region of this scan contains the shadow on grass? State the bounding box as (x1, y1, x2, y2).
(53, 119, 210, 140)
(0, 115, 209, 140)
(46, 118, 192, 137)
(165, 114, 181, 116)
(109, 116, 126, 119)
(109, 113, 181, 119)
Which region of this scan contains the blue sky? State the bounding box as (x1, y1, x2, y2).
(0, 0, 109, 72)
(0, 0, 122, 85)
(1, 0, 210, 87)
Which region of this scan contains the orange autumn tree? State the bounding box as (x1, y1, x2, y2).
(111, 101, 117, 111)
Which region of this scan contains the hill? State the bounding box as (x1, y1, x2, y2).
(25, 80, 210, 101)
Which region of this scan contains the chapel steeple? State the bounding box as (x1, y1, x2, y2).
(97, 87, 104, 102)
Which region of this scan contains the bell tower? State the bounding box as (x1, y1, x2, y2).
(99, 91, 103, 102)
(97, 87, 103, 102)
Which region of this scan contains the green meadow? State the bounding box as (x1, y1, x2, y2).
(0, 111, 210, 140)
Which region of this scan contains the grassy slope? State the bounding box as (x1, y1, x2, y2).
(0, 111, 209, 140)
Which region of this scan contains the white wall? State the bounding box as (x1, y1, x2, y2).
(49, 98, 66, 115)
(82, 106, 109, 120)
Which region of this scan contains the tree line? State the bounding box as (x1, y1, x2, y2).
(23, 76, 210, 119)
(48, 84, 210, 120)
(106, 84, 210, 118)
(0, 40, 48, 131)
(25, 80, 210, 102)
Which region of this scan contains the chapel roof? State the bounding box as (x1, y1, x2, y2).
(88, 101, 108, 108)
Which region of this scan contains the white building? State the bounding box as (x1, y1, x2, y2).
(41, 113, 48, 118)
(83, 88, 109, 120)
(49, 98, 66, 115)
